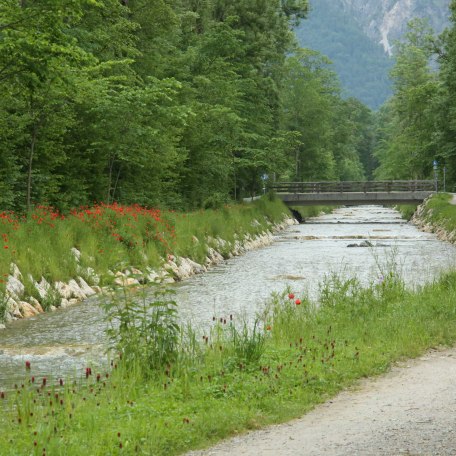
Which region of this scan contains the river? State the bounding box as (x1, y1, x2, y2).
(1, 206, 455, 388)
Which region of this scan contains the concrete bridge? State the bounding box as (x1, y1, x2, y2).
(270, 180, 435, 206)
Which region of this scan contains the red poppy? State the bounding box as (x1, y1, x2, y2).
(295, 299, 301, 306)
(288, 293, 295, 300)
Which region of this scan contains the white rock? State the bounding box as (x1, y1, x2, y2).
(33, 282, 48, 300)
(164, 261, 179, 277)
(146, 268, 160, 283)
(130, 267, 143, 277)
(77, 277, 96, 297)
(54, 281, 73, 299)
(78, 266, 100, 285)
(29, 297, 44, 313)
(0, 324, 5, 330)
(91, 285, 102, 294)
(71, 247, 81, 262)
(10, 263, 22, 280)
(207, 248, 224, 264)
(60, 299, 69, 308)
(114, 276, 140, 287)
(6, 275, 24, 299)
(40, 276, 51, 289)
(19, 302, 39, 318)
(69, 298, 79, 306)
(176, 258, 194, 280)
(11, 302, 22, 318)
(186, 258, 206, 274)
(67, 279, 87, 300)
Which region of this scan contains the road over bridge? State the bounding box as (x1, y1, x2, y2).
(270, 180, 435, 206)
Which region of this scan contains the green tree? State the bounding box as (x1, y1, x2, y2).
(374, 19, 440, 180)
(437, 0, 456, 187)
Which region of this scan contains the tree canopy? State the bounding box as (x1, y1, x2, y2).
(0, 0, 376, 211)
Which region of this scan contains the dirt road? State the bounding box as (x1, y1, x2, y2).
(188, 348, 456, 456)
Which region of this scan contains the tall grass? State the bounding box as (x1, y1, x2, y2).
(1, 270, 456, 455)
(0, 198, 289, 313)
(395, 204, 418, 220)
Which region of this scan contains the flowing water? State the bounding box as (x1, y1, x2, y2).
(1, 206, 455, 388)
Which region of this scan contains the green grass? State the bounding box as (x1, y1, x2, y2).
(1, 271, 456, 455)
(419, 193, 456, 234)
(395, 204, 418, 221)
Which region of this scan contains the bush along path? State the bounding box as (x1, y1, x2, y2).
(0, 198, 297, 327)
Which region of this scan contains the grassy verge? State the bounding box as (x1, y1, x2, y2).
(0, 197, 290, 319)
(1, 270, 456, 455)
(417, 193, 456, 235)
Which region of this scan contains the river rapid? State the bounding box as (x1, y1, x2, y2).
(1, 206, 455, 388)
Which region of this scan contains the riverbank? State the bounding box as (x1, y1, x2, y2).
(0, 198, 296, 326)
(1, 199, 456, 455)
(1, 266, 456, 455)
(411, 193, 456, 244)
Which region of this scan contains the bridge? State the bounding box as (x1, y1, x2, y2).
(270, 180, 435, 206)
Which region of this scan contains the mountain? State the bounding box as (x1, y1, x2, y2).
(295, 0, 451, 109)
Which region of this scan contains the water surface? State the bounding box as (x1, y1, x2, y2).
(1, 206, 455, 387)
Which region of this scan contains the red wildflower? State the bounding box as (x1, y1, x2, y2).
(295, 299, 301, 306)
(288, 293, 295, 300)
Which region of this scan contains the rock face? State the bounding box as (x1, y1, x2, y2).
(295, 0, 450, 108)
(339, 0, 450, 55)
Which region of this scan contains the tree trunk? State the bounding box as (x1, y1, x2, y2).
(26, 125, 37, 212)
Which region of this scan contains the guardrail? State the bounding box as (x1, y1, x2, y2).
(270, 180, 435, 194)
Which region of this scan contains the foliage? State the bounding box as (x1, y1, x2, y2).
(374, 20, 441, 181)
(373, 3, 456, 190)
(279, 51, 372, 182)
(0, 0, 379, 213)
(103, 284, 180, 377)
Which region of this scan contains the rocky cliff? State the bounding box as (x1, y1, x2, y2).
(339, 0, 450, 55)
(296, 0, 451, 108)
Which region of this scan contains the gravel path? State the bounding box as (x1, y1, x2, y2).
(451, 194, 456, 205)
(187, 348, 456, 456)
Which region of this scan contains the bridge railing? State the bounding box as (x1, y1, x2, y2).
(270, 180, 435, 194)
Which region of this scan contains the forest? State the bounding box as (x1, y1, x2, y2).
(0, 0, 374, 212)
(373, 3, 456, 188)
(1, 0, 456, 214)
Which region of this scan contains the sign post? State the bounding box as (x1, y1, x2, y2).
(261, 174, 268, 194)
(433, 160, 439, 192)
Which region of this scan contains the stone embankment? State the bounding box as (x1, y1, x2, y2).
(0, 216, 297, 328)
(411, 197, 456, 244)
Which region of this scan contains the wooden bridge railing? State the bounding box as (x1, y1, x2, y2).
(270, 180, 435, 194)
